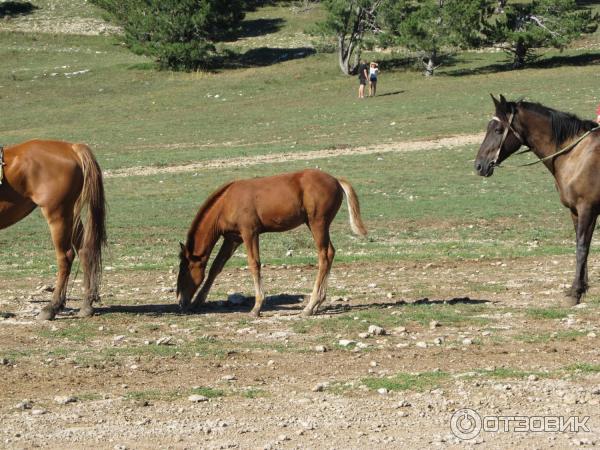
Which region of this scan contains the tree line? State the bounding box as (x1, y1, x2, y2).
(92, 0, 598, 75)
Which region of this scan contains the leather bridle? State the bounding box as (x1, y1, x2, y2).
(490, 111, 526, 167)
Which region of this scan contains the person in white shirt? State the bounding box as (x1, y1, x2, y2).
(369, 62, 379, 97)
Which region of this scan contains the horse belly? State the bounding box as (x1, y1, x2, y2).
(256, 199, 305, 232)
(0, 198, 36, 230)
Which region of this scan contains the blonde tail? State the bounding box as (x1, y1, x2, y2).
(337, 178, 367, 236)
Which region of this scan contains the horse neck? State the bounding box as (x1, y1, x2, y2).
(188, 205, 221, 260)
(516, 108, 561, 174)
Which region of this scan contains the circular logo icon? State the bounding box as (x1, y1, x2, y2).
(450, 408, 482, 440)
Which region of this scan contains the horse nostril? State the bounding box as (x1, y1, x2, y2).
(475, 162, 482, 172)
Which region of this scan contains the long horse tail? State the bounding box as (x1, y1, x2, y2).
(72, 143, 107, 300)
(337, 178, 367, 236)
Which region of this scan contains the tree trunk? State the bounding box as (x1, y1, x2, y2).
(423, 49, 437, 77)
(337, 33, 361, 75)
(513, 39, 526, 69)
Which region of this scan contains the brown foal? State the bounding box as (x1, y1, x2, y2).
(475, 95, 600, 306)
(0, 140, 106, 319)
(177, 169, 367, 317)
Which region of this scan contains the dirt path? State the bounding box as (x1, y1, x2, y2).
(104, 132, 485, 178)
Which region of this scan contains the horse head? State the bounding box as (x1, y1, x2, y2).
(475, 94, 524, 177)
(176, 242, 206, 311)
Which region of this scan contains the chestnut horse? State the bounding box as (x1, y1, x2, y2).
(177, 169, 367, 317)
(0, 140, 106, 319)
(475, 95, 600, 306)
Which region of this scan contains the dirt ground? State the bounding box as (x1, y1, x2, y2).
(1, 255, 599, 449)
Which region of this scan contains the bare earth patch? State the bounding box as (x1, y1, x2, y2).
(104, 132, 486, 178)
(1, 256, 599, 448)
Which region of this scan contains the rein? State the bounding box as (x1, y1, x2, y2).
(517, 125, 600, 167)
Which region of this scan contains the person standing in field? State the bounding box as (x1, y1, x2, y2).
(369, 62, 379, 97)
(357, 60, 368, 98)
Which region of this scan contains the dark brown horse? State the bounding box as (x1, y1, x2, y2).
(0, 140, 107, 319)
(177, 169, 367, 317)
(475, 95, 600, 306)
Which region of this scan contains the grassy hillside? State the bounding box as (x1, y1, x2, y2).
(0, 0, 599, 279)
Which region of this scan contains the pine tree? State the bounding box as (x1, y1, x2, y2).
(91, 0, 246, 71)
(487, 0, 598, 69)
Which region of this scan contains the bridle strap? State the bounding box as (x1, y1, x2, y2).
(490, 111, 526, 165)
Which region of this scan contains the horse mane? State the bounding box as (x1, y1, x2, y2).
(183, 181, 234, 256)
(517, 100, 597, 146)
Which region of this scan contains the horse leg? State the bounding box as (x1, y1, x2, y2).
(302, 222, 334, 317)
(565, 208, 597, 306)
(191, 237, 240, 310)
(71, 221, 95, 318)
(243, 233, 265, 317)
(570, 212, 588, 288)
(38, 208, 75, 321)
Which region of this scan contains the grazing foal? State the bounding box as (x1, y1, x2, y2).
(475, 95, 600, 306)
(177, 169, 367, 317)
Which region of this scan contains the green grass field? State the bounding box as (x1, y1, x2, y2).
(0, 1, 598, 279)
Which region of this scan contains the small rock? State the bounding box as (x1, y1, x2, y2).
(98, 326, 105, 331)
(462, 338, 473, 346)
(222, 375, 236, 381)
(369, 361, 378, 367)
(314, 345, 327, 353)
(433, 337, 444, 345)
(368, 325, 386, 336)
(277, 434, 290, 442)
(587, 332, 597, 338)
(0, 358, 9, 366)
(112, 335, 126, 343)
(377, 388, 388, 395)
(188, 395, 208, 403)
(15, 400, 32, 410)
(155, 336, 173, 346)
(338, 339, 355, 347)
(416, 341, 428, 348)
(312, 382, 329, 392)
(528, 374, 539, 382)
(54, 396, 77, 405)
(429, 320, 440, 330)
(358, 332, 370, 339)
(31, 409, 46, 416)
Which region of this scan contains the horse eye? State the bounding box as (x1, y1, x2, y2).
(495, 128, 503, 135)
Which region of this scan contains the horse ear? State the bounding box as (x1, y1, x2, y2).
(179, 242, 187, 257)
(499, 94, 507, 105)
(490, 93, 500, 108)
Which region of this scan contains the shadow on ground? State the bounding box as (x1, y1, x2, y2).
(88, 295, 492, 317)
(444, 52, 600, 77)
(0, 1, 37, 18)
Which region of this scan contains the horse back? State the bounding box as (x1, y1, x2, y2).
(2, 140, 84, 207)
(220, 169, 342, 232)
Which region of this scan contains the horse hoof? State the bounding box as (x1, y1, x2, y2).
(301, 309, 313, 318)
(77, 306, 94, 318)
(37, 307, 56, 321)
(249, 309, 261, 318)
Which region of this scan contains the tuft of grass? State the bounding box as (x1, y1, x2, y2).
(190, 386, 225, 398)
(525, 308, 572, 320)
(515, 330, 587, 343)
(362, 371, 449, 392)
(38, 323, 98, 343)
(565, 363, 600, 374)
(241, 388, 267, 399)
(474, 367, 550, 379)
